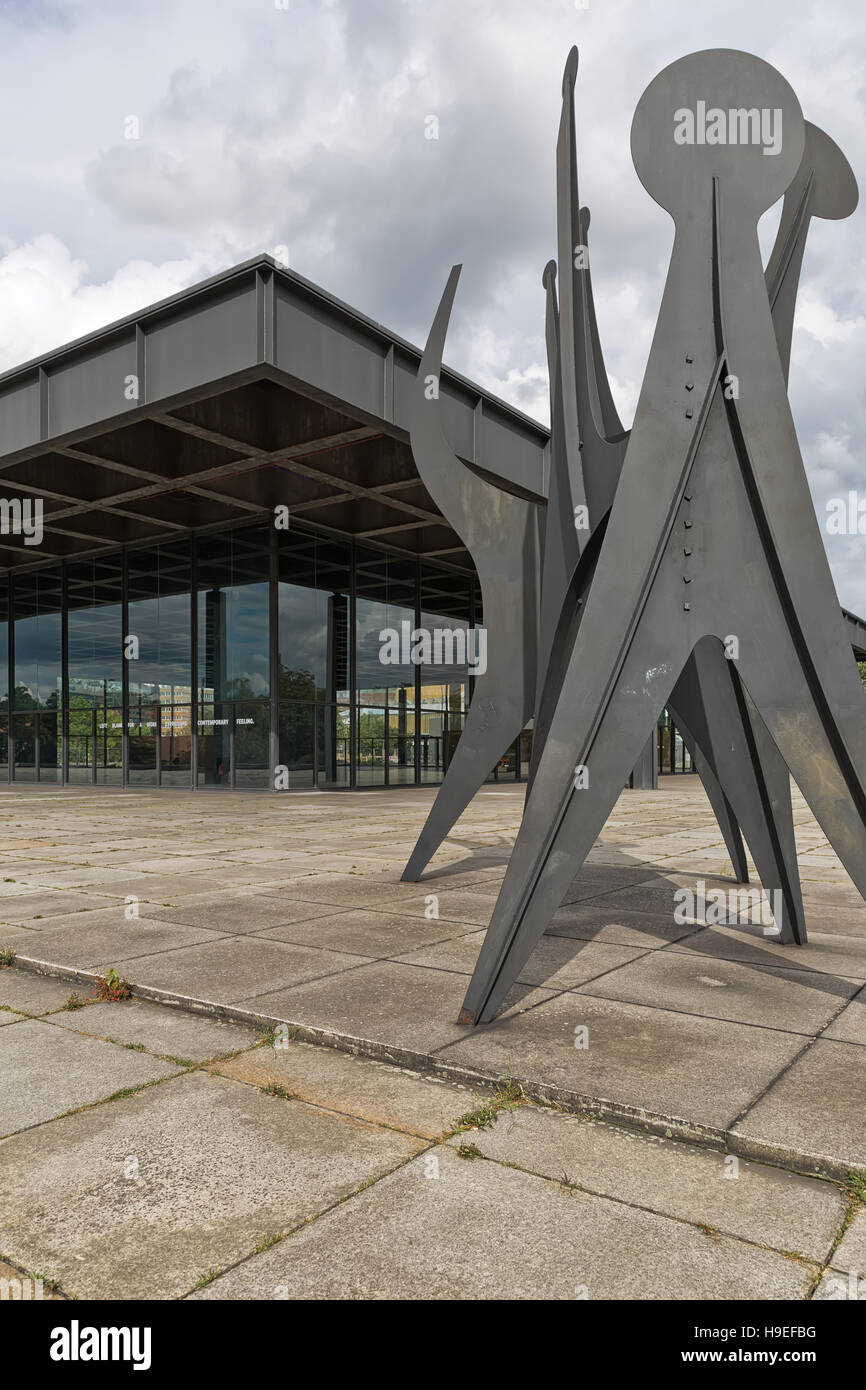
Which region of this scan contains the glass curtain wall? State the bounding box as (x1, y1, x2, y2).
(355, 547, 417, 787)
(277, 528, 351, 789)
(418, 564, 476, 784)
(127, 542, 192, 787)
(196, 525, 270, 788)
(1, 519, 485, 790)
(67, 555, 123, 784)
(12, 567, 62, 782)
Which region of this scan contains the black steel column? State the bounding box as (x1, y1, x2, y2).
(7, 573, 13, 783)
(190, 535, 198, 791)
(121, 546, 129, 788)
(269, 522, 279, 792)
(349, 541, 357, 788)
(61, 563, 69, 785)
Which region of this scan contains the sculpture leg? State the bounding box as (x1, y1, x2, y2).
(670, 694, 750, 883)
(401, 685, 528, 882)
(671, 639, 806, 942)
(460, 559, 695, 1024)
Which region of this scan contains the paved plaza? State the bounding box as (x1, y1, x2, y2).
(1, 777, 864, 1299)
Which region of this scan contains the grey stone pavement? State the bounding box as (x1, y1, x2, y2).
(0, 777, 864, 1300)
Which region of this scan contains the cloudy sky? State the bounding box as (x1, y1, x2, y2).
(0, 0, 863, 608)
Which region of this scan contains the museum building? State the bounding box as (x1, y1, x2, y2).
(1, 256, 864, 792)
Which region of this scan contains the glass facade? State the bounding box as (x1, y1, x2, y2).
(657, 708, 697, 775)
(0, 518, 524, 791)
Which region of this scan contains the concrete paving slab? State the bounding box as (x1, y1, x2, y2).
(258, 908, 469, 957)
(142, 894, 344, 935)
(0, 1070, 421, 1299)
(443, 1105, 845, 1261)
(547, 902, 698, 948)
(731, 1040, 866, 1175)
(669, 925, 866, 980)
(191, 1144, 813, 1300)
(800, 883, 866, 910)
(394, 931, 647, 990)
(397, 888, 500, 928)
(438, 992, 806, 1136)
(587, 875, 769, 921)
(0, 925, 39, 944)
(579, 951, 859, 1034)
(52, 997, 260, 1061)
(827, 1207, 866, 1276)
(562, 864, 673, 897)
(81, 873, 237, 901)
(110, 936, 371, 1004)
(213, 1039, 487, 1138)
(0, 1019, 181, 1136)
(12, 868, 150, 890)
(0, 891, 122, 923)
(268, 873, 420, 909)
(239, 961, 556, 1059)
(406, 863, 506, 890)
(0, 860, 71, 876)
(0, 968, 82, 1015)
(801, 903, 866, 940)
(0, 881, 50, 898)
(0, 1011, 27, 1026)
(560, 873, 678, 908)
(128, 857, 235, 874)
(11, 913, 223, 970)
(823, 990, 866, 1046)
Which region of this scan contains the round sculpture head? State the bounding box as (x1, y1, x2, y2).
(801, 121, 858, 220)
(631, 49, 805, 223)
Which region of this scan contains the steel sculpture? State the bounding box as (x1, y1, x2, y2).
(404, 51, 793, 894)
(454, 48, 863, 1024)
(404, 47, 857, 967)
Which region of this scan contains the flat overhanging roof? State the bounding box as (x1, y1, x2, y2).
(0, 255, 549, 574)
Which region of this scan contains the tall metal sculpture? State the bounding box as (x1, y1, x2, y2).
(403, 49, 803, 902)
(404, 48, 862, 1023)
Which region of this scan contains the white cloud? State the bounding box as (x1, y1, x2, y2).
(0, 234, 216, 372)
(0, 0, 863, 611)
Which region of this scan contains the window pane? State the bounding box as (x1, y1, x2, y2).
(161, 704, 191, 786)
(196, 699, 231, 787)
(128, 542, 191, 705)
(197, 527, 270, 700)
(278, 703, 316, 789)
(278, 527, 349, 702)
(127, 702, 159, 785)
(320, 703, 350, 787)
(13, 568, 62, 710)
(355, 547, 415, 711)
(38, 710, 60, 783)
(67, 556, 123, 707)
(234, 701, 270, 789)
(13, 711, 36, 781)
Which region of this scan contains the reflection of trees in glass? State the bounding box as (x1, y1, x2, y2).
(227, 675, 268, 701)
(356, 709, 386, 763)
(278, 665, 317, 702)
(234, 698, 269, 768)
